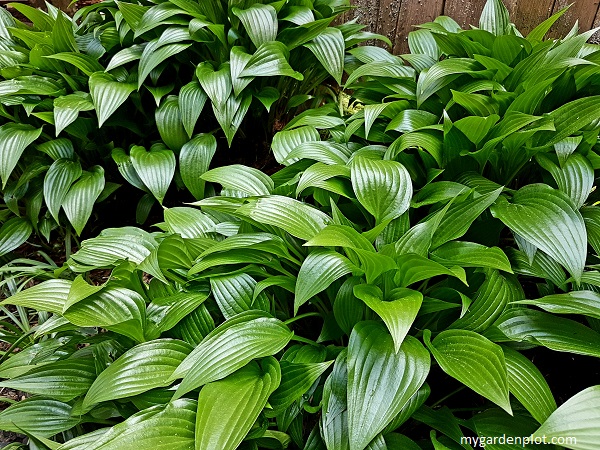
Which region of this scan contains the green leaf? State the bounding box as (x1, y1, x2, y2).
(304, 28, 345, 84)
(56, 399, 196, 450)
(46, 53, 105, 76)
(536, 153, 594, 209)
(232, 4, 277, 48)
(179, 133, 216, 200)
(138, 42, 191, 89)
(171, 311, 292, 399)
(503, 346, 556, 424)
(62, 166, 105, 235)
(105, 45, 144, 71)
(1, 279, 71, 314)
(479, 0, 510, 36)
(155, 96, 188, 152)
(201, 164, 274, 196)
(195, 358, 281, 450)
(527, 5, 570, 41)
(386, 109, 438, 133)
(0, 123, 43, 188)
(130, 145, 175, 205)
(240, 41, 303, 80)
(533, 385, 600, 450)
(179, 81, 207, 138)
(416, 58, 483, 106)
(321, 351, 350, 450)
(305, 225, 373, 252)
(237, 195, 332, 240)
(196, 63, 232, 112)
(164, 207, 215, 239)
(514, 291, 600, 320)
(492, 308, 600, 358)
(210, 273, 262, 319)
(431, 241, 513, 272)
(272, 125, 320, 164)
(351, 156, 412, 225)
(491, 184, 586, 283)
(424, 329, 512, 414)
(83, 339, 193, 410)
(255, 86, 279, 112)
(0, 217, 33, 257)
(53, 92, 94, 136)
(0, 358, 96, 402)
(295, 249, 358, 314)
(348, 322, 430, 450)
(89, 72, 136, 127)
(0, 398, 79, 438)
(354, 285, 422, 353)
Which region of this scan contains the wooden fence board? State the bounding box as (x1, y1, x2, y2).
(346, 0, 600, 54)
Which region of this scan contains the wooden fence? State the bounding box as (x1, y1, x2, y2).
(343, 0, 600, 54)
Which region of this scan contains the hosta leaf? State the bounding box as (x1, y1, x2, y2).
(321, 350, 349, 450)
(502, 346, 556, 423)
(56, 399, 196, 450)
(83, 339, 193, 410)
(0, 358, 96, 402)
(232, 4, 277, 48)
(0, 398, 80, 438)
(305, 225, 373, 252)
(147, 291, 209, 335)
(492, 308, 600, 358)
(179, 81, 207, 138)
(201, 164, 273, 196)
(353, 285, 422, 353)
(351, 156, 412, 224)
(179, 133, 215, 200)
(394, 253, 465, 287)
(431, 241, 512, 273)
(237, 195, 332, 240)
(138, 42, 191, 89)
(0, 217, 33, 257)
(491, 184, 586, 283)
(533, 385, 600, 450)
(514, 291, 600, 320)
(304, 28, 345, 84)
(416, 58, 483, 106)
(89, 72, 136, 127)
(240, 41, 303, 80)
(386, 109, 438, 133)
(196, 62, 231, 111)
(164, 207, 215, 238)
(105, 44, 144, 72)
(230, 46, 254, 97)
(210, 273, 262, 319)
(112, 148, 147, 191)
(272, 125, 320, 164)
(1, 279, 72, 314)
(295, 249, 358, 314)
(171, 311, 292, 399)
(536, 153, 593, 209)
(255, 86, 279, 112)
(46, 52, 105, 76)
(348, 322, 430, 450)
(269, 360, 333, 412)
(53, 92, 94, 136)
(130, 145, 175, 205)
(62, 166, 105, 235)
(195, 358, 281, 450)
(479, 0, 510, 35)
(0, 123, 43, 188)
(155, 96, 188, 152)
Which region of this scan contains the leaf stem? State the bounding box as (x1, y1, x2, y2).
(284, 312, 322, 325)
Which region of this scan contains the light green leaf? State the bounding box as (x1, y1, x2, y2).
(164, 207, 215, 238)
(155, 96, 188, 152)
(130, 145, 175, 205)
(138, 42, 191, 89)
(0, 123, 43, 188)
(424, 329, 512, 414)
(179, 133, 216, 200)
(62, 166, 105, 235)
(354, 285, 422, 353)
(53, 92, 94, 136)
(305, 28, 345, 84)
(179, 81, 207, 138)
(479, 0, 510, 35)
(272, 125, 320, 164)
(491, 184, 586, 283)
(201, 164, 273, 196)
(240, 41, 303, 80)
(89, 72, 136, 127)
(431, 241, 513, 272)
(83, 339, 193, 410)
(514, 290, 600, 320)
(196, 62, 231, 111)
(1, 279, 71, 314)
(351, 156, 412, 225)
(536, 153, 593, 209)
(295, 249, 358, 314)
(232, 4, 277, 48)
(195, 358, 281, 450)
(0, 398, 80, 438)
(0, 217, 33, 257)
(348, 322, 430, 450)
(269, 360, 332, 412)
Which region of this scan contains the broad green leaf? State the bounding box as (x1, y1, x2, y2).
(1, 279, 72, 314)
(514, 291, 600, 320)
(503, 346, 556, 423)
(533, 385, 600, 450)
(130, 145, 175, 205)
(147, 291, 209, 336)
(155, 96, 188, 152)
(0, 217, 33, 257)
(139, 43, 190, 89)
(83, 339, 193, 409)
(196, 62, 232, 112)
(394, 253, 466, 287)
(179, 82, 207, 138)
(295, 249, 358, 314)
(386, 109, 438, 133)
(527, 5, 570, 41)
(491, 184, 586, 283)
(305, 225, 373, 252)
(62, 166, 105, 235)
(536, 153, 593, 209)
(255, 86, 280, 112)
(232, 4, 277, 48)
(416, 58, 484, 106)
(431, 241, 512, 272)
(353, 285, 422, 353)
(0, 358, 96, 402)
(171, 311, 292, 399)
(53, 92, 94, 136)
(195, 358, 281, 450)
(348, 322, 430, 450)
(46, 53, 104, 76)
(230, 46, 254, 97)
(351, 156, 412, 224)
(202, 164, 273, 196)
(272, 125, 320, 164)
(305, 28, 345, 84)
(0, 123, 43, 188)
(492, 308, 600, 358)
(0, 398, 80, 438)
(321, 350, 350, 450)
(210, 273, 263, 319)
(240, 42, 303, 80)
(424, 329, 512, 414)
(56, 399, 196, 450)
(164, 207, 215, 238)
(89, 72, 136, 127)
(179, 134, 216, 199)
(105, 44, 144, 71)
(269, 360, 332, 412)
(237, 195, 332, 240)
(479, 0, 510, 35)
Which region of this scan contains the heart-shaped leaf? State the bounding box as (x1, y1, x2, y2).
(130, 145, 176, 205)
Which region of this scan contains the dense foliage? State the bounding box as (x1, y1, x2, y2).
(1, 0, 600, 449)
